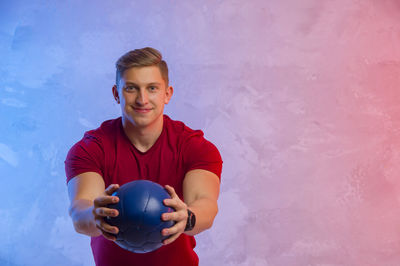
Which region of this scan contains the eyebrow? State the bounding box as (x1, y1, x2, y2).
(125, 82, 161, 86)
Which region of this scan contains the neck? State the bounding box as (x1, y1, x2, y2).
(121, 115, 164, 152)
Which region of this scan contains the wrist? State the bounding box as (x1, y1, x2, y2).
(184, 209, 196, 232)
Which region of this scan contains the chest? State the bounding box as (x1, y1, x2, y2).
(103, 137, 186, 198)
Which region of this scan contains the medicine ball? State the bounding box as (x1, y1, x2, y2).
(106, 180, 175, 253)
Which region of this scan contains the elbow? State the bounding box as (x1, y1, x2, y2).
(72, 218, 100, 236)
(72, 221, 83, 234)
(70, 212, 86, 234)
(68, 204, 82, 233)
(72, 219, 86, 234)
(208, 203, 219, 229)
(68, 203, 99, 236)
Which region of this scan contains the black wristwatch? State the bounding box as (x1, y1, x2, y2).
(184, 209, 196, 231)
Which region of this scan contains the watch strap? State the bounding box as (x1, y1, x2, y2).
(184, 209, 196, 231)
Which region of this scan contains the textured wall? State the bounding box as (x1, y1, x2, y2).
(1, 0, 400, 265)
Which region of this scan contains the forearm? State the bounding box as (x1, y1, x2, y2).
(69, 199, 101, 237)
(184, 197, 218, 236)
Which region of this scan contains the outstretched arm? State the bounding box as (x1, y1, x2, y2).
(161, 169, 220, 244)
(67, 172, 121, 241)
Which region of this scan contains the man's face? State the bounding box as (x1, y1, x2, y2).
(113, 66, 173, 129)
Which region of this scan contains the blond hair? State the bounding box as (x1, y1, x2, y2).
(115, 47, 169, 88)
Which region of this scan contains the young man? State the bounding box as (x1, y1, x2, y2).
(65, 47, 223, 266)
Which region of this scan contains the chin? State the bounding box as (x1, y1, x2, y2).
(123, 110, 162, 127)
(127, 115, 153, 127)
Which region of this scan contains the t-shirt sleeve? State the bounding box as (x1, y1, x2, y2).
(64, 133, 105, 184)
(183, 133, 223, 180)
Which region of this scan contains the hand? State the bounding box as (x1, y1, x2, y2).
(161, 185, 189, 245)
(92, 184, 120, 241)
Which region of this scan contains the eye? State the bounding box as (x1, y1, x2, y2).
(149, 86, 157, 91)
(125, 86, 135, 91)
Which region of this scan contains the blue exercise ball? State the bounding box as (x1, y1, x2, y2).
(106, 180, 175, 253)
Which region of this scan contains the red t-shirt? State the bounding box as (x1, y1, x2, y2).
(65, 114, 223, 266)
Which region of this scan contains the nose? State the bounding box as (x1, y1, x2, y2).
(135, 88, 149, 106)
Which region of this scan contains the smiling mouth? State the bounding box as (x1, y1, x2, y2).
(133, 107, 152, 113)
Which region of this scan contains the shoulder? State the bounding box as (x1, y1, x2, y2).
(67, 117, 121, 156)
(65, 118, 121, 182)
(164, 115, 223, 178)
(163, 115, 220, 155)
(163, 114, 204, 140)
(83, 117, 121, 142)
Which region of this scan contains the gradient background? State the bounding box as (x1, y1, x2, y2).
(1, 0, 400, 265)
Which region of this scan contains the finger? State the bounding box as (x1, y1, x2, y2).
(165, 185, 177, 197)
(163, 197, 181, 207)
(165, 185, 179, 199)
(163, 198, 174, 207)
(94, 207, 119, 217)
(162, 209, 186, 222)
(162, 220, 185, 236)
(105, 184, 120, 195)
(96, 224, 117, 241)
(94, 195, 119, 207)
(163, 198, 187, 211)
(163, 232, 181, 245)
(96, 219, 119, 234)
(162, 212, 171, 221)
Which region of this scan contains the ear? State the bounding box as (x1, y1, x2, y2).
(164, 86, 173, 104)
(112, 85, 120, 104)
